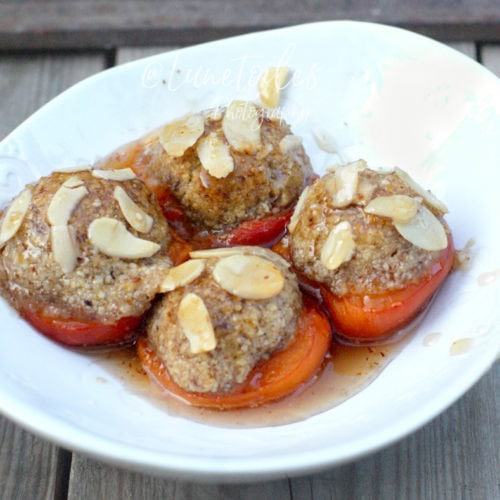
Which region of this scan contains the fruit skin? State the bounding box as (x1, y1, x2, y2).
(137, 299, 332, 410)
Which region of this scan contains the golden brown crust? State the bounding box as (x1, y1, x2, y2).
(289, 167, 449, 296)
(0, 170, 172, 323)
(146, 248, 302, 393)
(126, 107, 313, 230)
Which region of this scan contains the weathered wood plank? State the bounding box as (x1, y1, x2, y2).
(116, 47, 179, 66)
(0, 53, 106, 140)
(0, 51, 105, 500)
(481, 44, 500, 77)
(0, 416, 59, 500)
(0, 0, 499, 50)
(67, 457, 291, 500)
(290, 362, 499, 500)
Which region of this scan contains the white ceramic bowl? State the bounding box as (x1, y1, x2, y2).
(0, 21, 498, 482)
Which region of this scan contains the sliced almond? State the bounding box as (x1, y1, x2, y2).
(160, 259, 206, 292)
(113, 186, 153, 233)
(47, 183, 88, 226)
(196, 132, 234, 179)
(0, 188, 32, 248)
(394, 167, 448, 214)
(213, 254, 284, 300)
(53, 165, 91, 173)
(326, 162, 360, 208)
(88, 217, 160, 259)
(365, 195, 419, 223)
(62, 176, 85, 188)
(159, 113, 205, 157)
(92, 168, 137, 181)
(178, 293, 216, 354)
(320, 221, 356, 270)
(279, 134, 302, 155)
(394, 205, 448, 251)
(190, 245, 290, 268)
(222, 101, 261, 153)
(258, 67, 289, 108)
(51, 225, 79, 273)
(288, 185, 310, 233)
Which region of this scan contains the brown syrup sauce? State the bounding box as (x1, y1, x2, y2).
(91, 333, 411, 428)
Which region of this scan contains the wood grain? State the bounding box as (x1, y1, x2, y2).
(0, 51, 104, 500)
(0, 417, 59, 500)
(0, 0, 499, 50)
(482, 44, 500, 76)
(0, 53, 105, 140)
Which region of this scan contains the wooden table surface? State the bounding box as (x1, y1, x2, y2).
(0, 2, 499, 499)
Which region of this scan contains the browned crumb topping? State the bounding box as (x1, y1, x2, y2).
(0, 170, 172, 323)
(290, 167, 450, 296)
(146, 249, 302, 393)
(123, 106, 313, 230)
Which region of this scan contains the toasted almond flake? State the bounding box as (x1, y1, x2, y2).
(258, 67, 289, 108)
(62, 176, 85, 188)
(47, 183, 88, 226)
(88, 217, 160, 258)
(222, 101, 261, 153)
(279, 134, 302, 155)
(320, 221, 356, 270)
(312, 128, 338, 153)
(113, 186, 153, 233)
(160, 259, 206, 292)
(326, 162, 360, 208)
(53, 165, 91, 173)
(159, 113, 205, 157)
(394, 205, 448, 251)
(51, 225, 78, 273)
(178, 293, 216, 354)
(365, 195, 419, 223)
(288, 185, 311, 233)
(394, 167, 448, 214)
(213, 254, 284, 300)
(196, 132, 234, 179)
(0, 188, 32, 248)
(357, 178, 376, 202)
(92, 168, 137, 181)
(190, 245, 290, 268)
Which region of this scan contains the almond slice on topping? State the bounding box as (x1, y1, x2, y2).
(47, 183, 88, 226)
(113, 186, 153, 233)
(190, 245, 290, 268)
(51, 225, 79, 273)
(62, 176, 85, 188)
(320, 221, 356, 270)
(178, 293, 216, 354)
(222, 101, 261, 153)
(0, 188, 32, 248)
(394, 167, 448, 214)
(258, 67, 289, 108)
(213, 254, 284, 300)
(159, 113, 205, 157)
(160, 259, 206, 292)
(288, 185, 311, 233)
(196, 132, 234, 179)
(92, 168, 137, 181)
(53, 165, 91, 173)
(88, 217, 160, 259)
(394, 205, 448, 251)
(326, 162, 360, 208)
(279, 134, 302, 155)
(365, 195, 419, 223)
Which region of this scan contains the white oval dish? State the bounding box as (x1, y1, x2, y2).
(0, 21, 498, 482)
